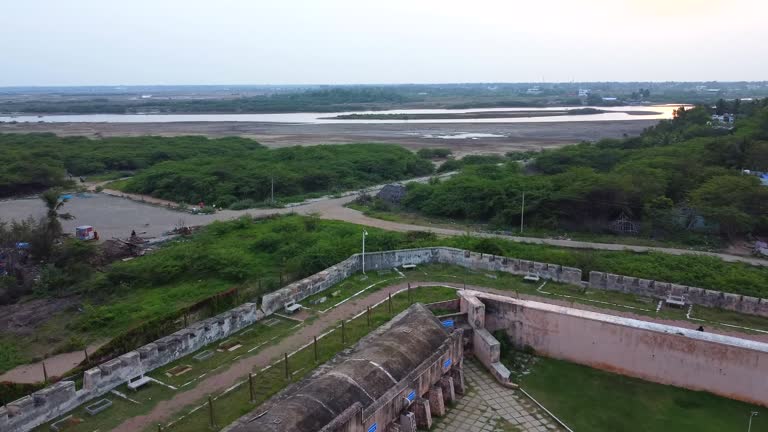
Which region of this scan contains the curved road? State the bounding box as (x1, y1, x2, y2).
(89, 177, 768, 267)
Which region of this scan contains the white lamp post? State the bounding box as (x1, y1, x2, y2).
(748, 412, 758, 432)
(362, 229, 368, 274)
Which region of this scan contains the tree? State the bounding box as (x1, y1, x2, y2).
(34, 189, 75, 259)
(690, 176, 768, 238)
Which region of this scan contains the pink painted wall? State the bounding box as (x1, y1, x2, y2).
(466, 291, 768, 406)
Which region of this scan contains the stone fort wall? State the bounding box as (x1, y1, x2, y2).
(3, 246, 764, 431)
(464, 290, 768, 406)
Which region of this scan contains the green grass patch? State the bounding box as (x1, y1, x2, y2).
(520, 356, 767, 432)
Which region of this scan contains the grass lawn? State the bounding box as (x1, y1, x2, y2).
(164, 286, 458, 432)
(521, 356, 767, 432)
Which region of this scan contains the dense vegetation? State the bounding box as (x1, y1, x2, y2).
(404, 99, 768, 240)
(0, 134, 433, 205)
(118, 143, 433, 206)
(0, 133, 262, 196)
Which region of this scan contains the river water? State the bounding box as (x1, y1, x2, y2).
(0, 105, 681, 124)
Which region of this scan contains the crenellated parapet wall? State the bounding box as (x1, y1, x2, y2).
(0, 303, 264, 432)
(589, 271, 768, 317)
(262, 247, 582, 314)
(4, 246, 765, 431)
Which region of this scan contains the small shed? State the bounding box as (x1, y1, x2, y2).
(376, 184, 407, 204)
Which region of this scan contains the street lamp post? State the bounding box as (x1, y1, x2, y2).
(748, 412, 758, 432)
(362, 230, 368, 274)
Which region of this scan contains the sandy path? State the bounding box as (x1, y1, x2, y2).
(0, 343, 102, 383)
(112, 280, 768, 431)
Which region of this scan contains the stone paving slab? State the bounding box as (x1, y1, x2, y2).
(433, 362, 565, 432)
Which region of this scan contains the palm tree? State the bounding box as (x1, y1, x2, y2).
(35, 189, 75, 258)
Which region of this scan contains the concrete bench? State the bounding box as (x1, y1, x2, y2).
(284, 302, 301, 314)
(523, 273, 541, 282)
(402, 264, 417, 270)
(127, 375, 151, 391)
(665, 295, 686, 308)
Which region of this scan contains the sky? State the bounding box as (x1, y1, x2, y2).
(1, 0, 766, 86)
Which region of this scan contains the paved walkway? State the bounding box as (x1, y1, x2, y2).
(435, 361, 565, 432)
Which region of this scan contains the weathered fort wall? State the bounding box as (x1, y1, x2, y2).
(590, 271, 768, 317)
(464, 290, 768, 406)
(0, 303, 264, 432)
(261, 247, 582, 314)
(4, 246, 765, 431)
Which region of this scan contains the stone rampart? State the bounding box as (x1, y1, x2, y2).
(589, 271, 768, 317)
(4, 246, 763, 431)
(261, 247, 582, 315)
(0, 303, 263, 432)
(462, 290, 768, 406)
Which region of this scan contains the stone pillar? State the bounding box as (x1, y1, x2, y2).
(439, 376, 456, 404)
(451, 368, 466, 395)
(399, 412, 417, 432)
(411, 398, 432, 430)
(428, 385, 446, 417)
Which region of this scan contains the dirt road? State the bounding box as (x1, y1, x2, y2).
(112, 280, 768, 431)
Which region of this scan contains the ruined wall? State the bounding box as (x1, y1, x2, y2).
(5, 246, 764, 431)
(436, 248, 583, 285)
(470, 291, 768, 406)
(262, 247, 582, 315)
(0, 303, 264, 432)
(589, 271, 768, 317)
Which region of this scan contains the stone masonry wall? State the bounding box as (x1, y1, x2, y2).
(4, 246, 763, 431)
(469, 290, 768, 406)
(0, 303, 264, 432)
(589, 271, 768, 317)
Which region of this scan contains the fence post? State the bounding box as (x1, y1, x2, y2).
(157, 424, 163, 432)
(367, 306, 371, 328)
(408, 283, 412, 304)
(208, 395, 216, 429)
(84, 348, 90, 365)
(341, 320, 346, 345)
(42, 360, 48, 384)
(388, 293, 393, 317)
(249, 373, 255, 403)
(284, 353, 289, 380)
(313, 336, 318, 363)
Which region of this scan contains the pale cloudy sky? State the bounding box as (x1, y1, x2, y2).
(1, 0, 766, 86)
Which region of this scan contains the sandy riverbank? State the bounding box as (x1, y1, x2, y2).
(0, 119, 658, 157)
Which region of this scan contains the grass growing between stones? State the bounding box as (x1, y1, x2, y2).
(147, 316, 297, 388)
(520, 356, 768, 432)
(163, 286, 458, 432)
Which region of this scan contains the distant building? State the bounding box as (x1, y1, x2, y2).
(526, 86, 542, 95)
(602, 97, 618, 102)
(376, 184, 407, 204)
(578, 89, 590, 97)
(711, 113, 735, 125)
